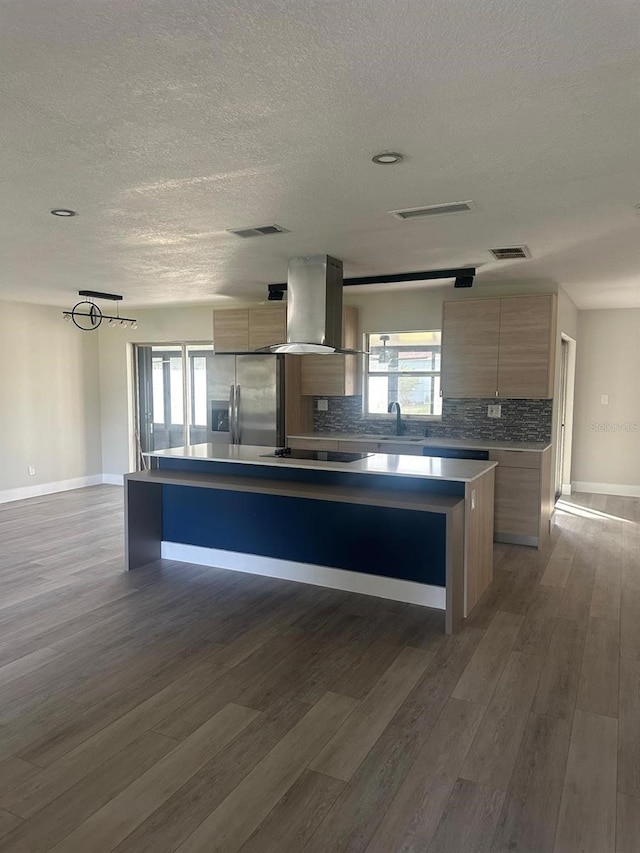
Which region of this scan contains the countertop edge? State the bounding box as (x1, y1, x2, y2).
(147, 445, 498, 484)
(287, 433, 552, 453)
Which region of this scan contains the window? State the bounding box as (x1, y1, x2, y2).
(364, 330, 442, 417)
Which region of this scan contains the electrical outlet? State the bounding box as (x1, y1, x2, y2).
(487, 404, 501, 419)
(316, 399, 329, 411)
(601, 394, 609, 405)
(28, 465, 36, 476)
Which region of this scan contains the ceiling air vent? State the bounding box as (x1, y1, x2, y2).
(389, 200, 475, 221)
(489, 246, 531, 260)
(228, 224, 289, 238)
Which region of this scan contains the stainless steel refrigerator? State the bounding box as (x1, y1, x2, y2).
(208, 354, 285, 447)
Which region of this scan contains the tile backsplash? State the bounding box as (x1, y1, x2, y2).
(312, 396, 553, 443)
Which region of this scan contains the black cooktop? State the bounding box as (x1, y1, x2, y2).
(261, 448, 372, 463)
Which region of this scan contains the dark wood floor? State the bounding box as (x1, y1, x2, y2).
(0, 485, 638, 852)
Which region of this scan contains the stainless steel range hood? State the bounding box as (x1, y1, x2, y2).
(259, 255, 361, 354)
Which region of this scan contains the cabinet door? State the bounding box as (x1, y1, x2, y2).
(441, 299, 500, 397)
(338, 440, 382, 453)
(248, 307, 286, 350)
(287, 438, 340, 450)
(381, 442, 424, 456)
(213, 310, 249, 353)
(497, 294, 556, 398)
(300, 357, 346, 395)
(493, 466, 540, 537)
(300, 307, 359, 396)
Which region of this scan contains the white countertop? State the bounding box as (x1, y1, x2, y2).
(288, 433, 551, 453)
(149, 444, 497, 484)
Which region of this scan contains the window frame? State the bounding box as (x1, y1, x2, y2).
(362, 329, 443, 420)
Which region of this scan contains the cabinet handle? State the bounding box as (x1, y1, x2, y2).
(495, 390, 499, 397)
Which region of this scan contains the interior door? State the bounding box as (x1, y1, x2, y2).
(235, 355, 283, 446)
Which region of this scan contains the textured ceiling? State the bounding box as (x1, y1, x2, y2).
(1, 0, 639, 310)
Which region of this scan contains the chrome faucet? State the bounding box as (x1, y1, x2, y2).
(388, 401, 404, 435)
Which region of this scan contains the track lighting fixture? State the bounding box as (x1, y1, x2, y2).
(62, 290, 138, 331)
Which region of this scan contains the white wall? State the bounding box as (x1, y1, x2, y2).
(572, 308, 640, 496)
(0, 301, 102, 500)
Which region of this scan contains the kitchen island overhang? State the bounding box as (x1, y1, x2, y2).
(125, 445, 496, 633)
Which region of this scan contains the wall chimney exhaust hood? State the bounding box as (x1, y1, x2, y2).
(258, 255, 362, 354)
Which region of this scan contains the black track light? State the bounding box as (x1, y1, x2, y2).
(454, 275, 474, 288)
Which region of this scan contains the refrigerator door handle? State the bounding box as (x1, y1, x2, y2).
(228, 384, 236, 443)
(235, 384, 241, 444)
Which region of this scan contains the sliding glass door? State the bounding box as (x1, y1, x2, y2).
(134, 343, 214, 467)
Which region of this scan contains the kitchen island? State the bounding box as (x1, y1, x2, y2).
(125, 445, 497, 633)
(289, 433, 553, 548)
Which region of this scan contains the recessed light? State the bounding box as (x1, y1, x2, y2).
(50, 209, 77, 217)
(372, 152, 403, 165)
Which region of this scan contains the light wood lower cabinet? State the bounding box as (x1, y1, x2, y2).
(338, 440, 424, 455)
(489, 447, 552, 547)
(287, 437, 340, 451)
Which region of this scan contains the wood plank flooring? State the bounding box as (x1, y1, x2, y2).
(0, 485, 638, 852)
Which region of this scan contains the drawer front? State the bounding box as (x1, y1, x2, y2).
(338, 440, 381, 453)
(382, 442, 424, 456)
(287, 438, 340, 451)
(489, 450, 541, 469)
(494, 467, 540, 537)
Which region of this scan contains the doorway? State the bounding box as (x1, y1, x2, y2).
(555, 334, 576, 498)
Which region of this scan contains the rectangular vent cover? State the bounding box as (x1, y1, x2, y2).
(228, 224, 289, 238)
(489, 246, 531, 260)
(389, 200, 475, 220)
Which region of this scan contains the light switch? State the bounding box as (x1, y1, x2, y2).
(317, 399, 329, 411)
(601, 394, 609, 405)
(487, 404, 502, 419)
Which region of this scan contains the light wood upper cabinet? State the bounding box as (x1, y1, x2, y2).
(213, 307, 286, 353)
(497, 295, 556, 398)
(248, 307, 286, 351)
(441, 293, 557, 398)
(213, 309, 249, 353)
(441, 299, 501, 398)
(300, 306, 360, 396)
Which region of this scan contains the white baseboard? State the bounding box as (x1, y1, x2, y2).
(0, 474, 105, 504)
(161, 541, 446, 611)
(572, 481, 640, 498)
(561, 483, 572, 496)
(102, 474, 124, 486)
